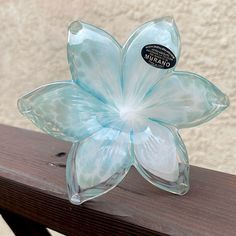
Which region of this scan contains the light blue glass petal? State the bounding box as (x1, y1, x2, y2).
(132, 121, 189, 195)
(122, 16, 181, 105)
(17, 81, 111, 142)
(142, 71, 230, 128)
(66, 128, 132, 204)
(67, 21, 122, 105)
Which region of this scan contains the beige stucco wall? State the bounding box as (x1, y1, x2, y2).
(0, 0, 235, 175)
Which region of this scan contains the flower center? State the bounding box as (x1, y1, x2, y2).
(119, 106, 137, 123)
(115, 104, 146, 132)
(96, 102, 147, 133)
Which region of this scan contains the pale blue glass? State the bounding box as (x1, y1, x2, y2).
(18, 17, 229, 204)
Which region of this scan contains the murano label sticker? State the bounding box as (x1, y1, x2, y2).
(141, 44, 176, 69)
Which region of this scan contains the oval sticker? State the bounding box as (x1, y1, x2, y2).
(141, 44, 176, 69)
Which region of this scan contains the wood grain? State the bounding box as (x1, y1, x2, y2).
(0, 124, 235, 236)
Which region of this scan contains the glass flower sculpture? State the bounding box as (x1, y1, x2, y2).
(18, 17, 229, 204)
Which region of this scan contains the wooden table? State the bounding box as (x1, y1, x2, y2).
(0, 124, 235, 236)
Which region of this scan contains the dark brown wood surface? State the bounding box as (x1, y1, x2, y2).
(0, 124, 236, 236)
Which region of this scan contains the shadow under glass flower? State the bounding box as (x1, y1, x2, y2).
(18, 17, 229, 204)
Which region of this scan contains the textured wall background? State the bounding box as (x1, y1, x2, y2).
(0, 0, 235, 174)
